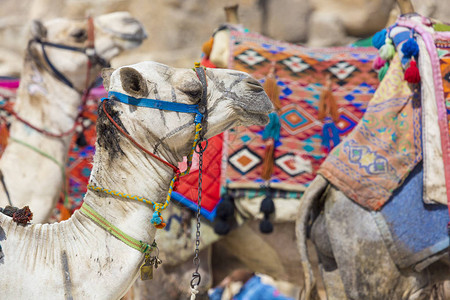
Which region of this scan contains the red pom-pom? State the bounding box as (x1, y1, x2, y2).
(404, 60, 420, 84)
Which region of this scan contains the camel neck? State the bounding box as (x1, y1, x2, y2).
(84, 142, 175, 241)
(0, 59, 87, 222)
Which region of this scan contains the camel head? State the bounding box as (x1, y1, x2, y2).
(99, 62, 272, 165)
(28, 12, 146, 91)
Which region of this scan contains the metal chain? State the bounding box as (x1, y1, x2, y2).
(190, 138, 208, 289)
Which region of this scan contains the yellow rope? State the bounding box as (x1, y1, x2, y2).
(88, 122, 203, 229)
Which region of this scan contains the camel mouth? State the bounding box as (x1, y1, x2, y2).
(103, 26, 147, 44)
(95, 13, 147, 46)
(239, 109, 271, 126)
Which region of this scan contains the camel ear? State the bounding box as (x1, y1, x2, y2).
(31, 20, 47, 39)
(101, 68, 115, 91)
(119, 67, 148, 98)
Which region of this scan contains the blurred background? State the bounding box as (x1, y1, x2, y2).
(0, 0, 448, 76)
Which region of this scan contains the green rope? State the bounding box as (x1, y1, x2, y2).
(9, 136, 69, 207)
(80, 202, 155, 253)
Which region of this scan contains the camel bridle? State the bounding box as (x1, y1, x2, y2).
(2, 17, 107, 139)
(28, 16, 110, 92)
(89, 63, 208, 225)
(83, 63, 209, 289)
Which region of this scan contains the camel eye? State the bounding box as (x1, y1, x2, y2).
(184, 89, 202, 99)
(71, 29, 87, 42)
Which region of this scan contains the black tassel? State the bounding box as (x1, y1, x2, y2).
(259, 188, 275, 234)
(216, 193, 235, 219)
(214, 219, 231, 235)
(214, 192, 236, 235)
(259, 216, 274, 234)
(260, 194, 275, 214)
(76, 131, 88, 147)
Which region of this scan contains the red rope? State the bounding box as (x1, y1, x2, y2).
(101, 100, 180, 173)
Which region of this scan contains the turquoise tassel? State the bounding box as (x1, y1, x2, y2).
(151, 211, 162, 225)
(262, 112, 281, 141)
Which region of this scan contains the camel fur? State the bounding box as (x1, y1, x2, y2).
(0, 12, 146, 223)
(0, 60, 272, 299)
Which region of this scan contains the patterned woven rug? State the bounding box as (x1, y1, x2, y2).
(221, 31, 379, 193)
(319, 55, 422, 210)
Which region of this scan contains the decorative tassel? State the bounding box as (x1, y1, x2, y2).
(261, 139, 275, 181)
(379, 38, 396, 61)
(322, 117, 341, 152)
(401, 37, 419, 59)
(58, 203, 71, 221)
(215, 193, 235, 219)
(12, 206, 33, 224)
(372, 28, 387, 49)
(259, 188, 275, 234)
(404, 60, 420, 83)
(263, 67, 282, 110)
(214, 192, 236, 235)
(151, 211, 163, 225)
(372, 56, 386, 70)
(0, 122, 9, 153)
(378, 63, 390, 81)
(201, 37, 214, 58)
(260, 194, 275, 214)
(259, 215, 274, 234)
(318, 88, 339, 123)
(155, 220, 166, 229)
(262, 112, 281, 141)
(76, 131, 88, 147)
(214, 218, 231, 235)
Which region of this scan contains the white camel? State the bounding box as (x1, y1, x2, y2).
(0, 12, 146, 223)
(0, 61, 272, 299)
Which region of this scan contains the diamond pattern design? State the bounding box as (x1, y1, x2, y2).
(228, 146, 262, 175)
(280, 103, 318, 135)
(328, 61, 357, 80)
(336, 108, 360, 135)
(236, 49, 266, 66)
(275, 153, 312, 176)
(281, 56, 310, 73)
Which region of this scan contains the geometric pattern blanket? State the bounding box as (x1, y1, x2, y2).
(319, 55, 422, 210)
(222, 31, 379, 194)
(170, 32, 381, 218)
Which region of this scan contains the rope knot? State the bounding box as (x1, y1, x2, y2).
(151, 205, 167, 229)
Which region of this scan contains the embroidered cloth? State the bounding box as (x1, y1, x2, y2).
(319, 55, 422, 210)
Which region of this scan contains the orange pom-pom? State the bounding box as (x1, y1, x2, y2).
(155, 222, 166, 229)
(202, 37, 214, 58)
(404, 60, 420, 84)
(59, 203, 71, 221)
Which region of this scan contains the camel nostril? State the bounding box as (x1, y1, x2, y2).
(244, 78, 264, 91)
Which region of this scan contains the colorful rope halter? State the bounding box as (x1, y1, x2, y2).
(89, 63, 208, 229)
